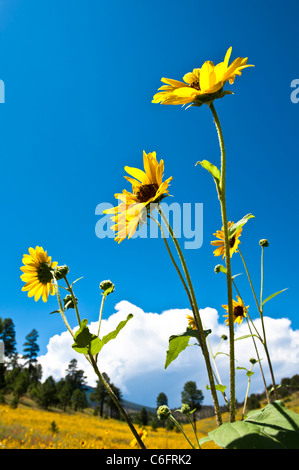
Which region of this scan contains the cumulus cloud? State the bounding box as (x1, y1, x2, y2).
(38, 301, 299, 408)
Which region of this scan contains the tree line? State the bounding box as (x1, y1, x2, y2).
(0, 317, 121, 416)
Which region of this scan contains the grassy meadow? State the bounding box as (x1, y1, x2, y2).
(1, 393, 298, 449)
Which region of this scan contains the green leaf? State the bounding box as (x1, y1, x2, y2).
(228, 213, 255, 238)
(165, 329, 211, 369)
(72, 319, 101, 355)
(262, 288, 288, 306)
(196, 160, 221, 192)
(165, 334, 190, 369)
(100, 313, 133, 352)
(49, 310, 60, 315)
(235, 334, 259, 341)
(207, 384, 227, 393)
(208, 401, 299, 449)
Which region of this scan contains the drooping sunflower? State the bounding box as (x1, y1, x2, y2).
(152, 47, 254, 107)
(211, 221, 242, 259)
(222, 296, 249, 326)
(186, 314, 197, 330)
(20, 246, 58, 302)
(104, 151, 173, 243)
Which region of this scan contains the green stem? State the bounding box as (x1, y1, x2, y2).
(149, 215, 194, 309)
(97, 294, 106, 338)
(187, 415, 201, 449)
(64, 277, 81, 326)
(210, 102, 235, 422)
(52, 277, 75, 339)
(232, 278, 270, 403)
(238, 247, 278, 399)
(88, 353, 147, 449)
(242, 363, 254, 420)
(158, 206, 222, 427)
(169, 415, 196, 449)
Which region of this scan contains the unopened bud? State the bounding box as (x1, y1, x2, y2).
(180, 404, 191, 415)
(54, 265, 69, 280)
(157, 405, 171, 421)
(259, 239, 269, 248)
(63, 294, 77, 310)
(99, 280, 115, 294)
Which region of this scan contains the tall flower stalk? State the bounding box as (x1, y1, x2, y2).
(209, 102, 235, 421)
(157, 206, 223, 426)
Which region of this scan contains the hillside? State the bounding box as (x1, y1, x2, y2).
(0, 392, 298, 449)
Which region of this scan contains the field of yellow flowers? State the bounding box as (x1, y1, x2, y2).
(1, 394, 298, 450)
(0, 402, 220, 449)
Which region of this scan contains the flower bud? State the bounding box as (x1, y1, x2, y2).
(249, 358, 257, 365)
(54, 265, 69, 280)
(221, 334, 228, 341)
(180, 404, 191, 415)
(214, 264, 222, 273)
(99, 280, 115, 294)
(157, 405, 171, 421)
(259, 239, 269, 248)
(63, 294, 77, 310)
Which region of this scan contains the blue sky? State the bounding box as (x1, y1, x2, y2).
(0, 0, 299, 405)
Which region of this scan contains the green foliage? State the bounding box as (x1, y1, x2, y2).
(227, 213, 255, 238)
(196, 160, 221, 193)
(205, 401, 299, 449)
(165, 328, 210, 369)
(49, 420, 59, 434)
(72, 314, 133, 356)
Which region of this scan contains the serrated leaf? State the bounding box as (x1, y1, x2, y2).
(196, 160, 221, 192)
(262, 288, 288, 306)
(228, 214, 255, 238)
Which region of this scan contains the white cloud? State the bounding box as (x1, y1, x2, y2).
(38, 301, 299, 408)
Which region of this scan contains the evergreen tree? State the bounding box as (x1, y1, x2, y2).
(65, 359, 87, 392)
(89, 373, 110, 417)
(0, 318, 17, 358)
(140, 407, 149, 425)
(13, 369, 30, 400)
(181, 381, 204, 432)
(71, 388, 88, 411)
(156, 392, 168, 409)
(106, 382, 122, 419)
(23, 329, 40, 377)
(36, 376, 57, 410)
(57, 379, 72, 411)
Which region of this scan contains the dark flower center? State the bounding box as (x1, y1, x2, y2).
(234, 305, 244, 318)
(135, 184, 158, 203)
(37, 262, 53, 284)
(229, 234, 236, 248)
(191, 80, 200, 90)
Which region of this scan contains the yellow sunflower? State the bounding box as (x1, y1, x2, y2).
(104, 151, 172, 243)
(211, 221, 242, 259)
(152, 47, 253, 107)
(222, 296, 248, 326)
(130, 428, 147, 448)
(20, 246, 58, 302)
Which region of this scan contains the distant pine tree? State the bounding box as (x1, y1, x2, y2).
(0, 318, 17, 358)
(23, 329, 40, 378)
(65, 359, 87, 392)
